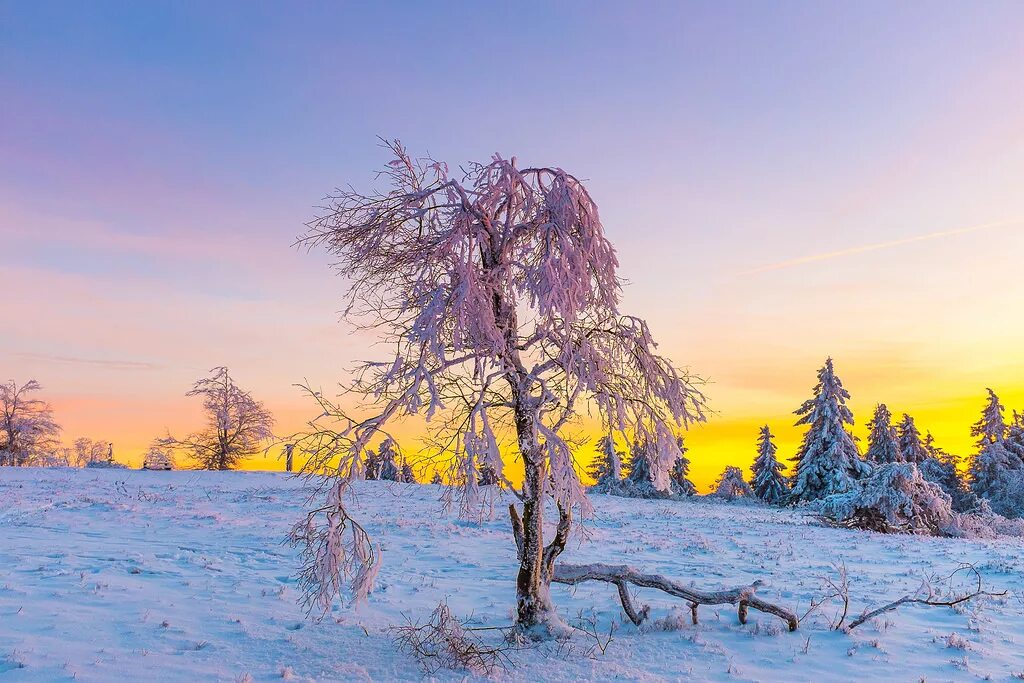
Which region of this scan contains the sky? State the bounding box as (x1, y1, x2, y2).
(2, 1, 1024, 488)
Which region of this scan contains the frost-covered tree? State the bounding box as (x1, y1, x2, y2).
(972, 388, 1006, 448)
(1004, 410, 1024, 464)
(0, 379, 61, 467)
(289, 142, 705, 634)
(430, 471, 443, 486)
(789, 358, 870, 503)
(477, 461, 499, 486)
(864, 404, 900, 464)
(919, 432, 974, 512)
(587, 435, 624, 493)
(819, 463, 956, 536)
(668, 435, 697, 497)
(750, 425, 787, 504)
(363, 449, 381, 480)
(400, 460, 416, 484)
(713, 465, 754, 500)
(377, 438, 400, 481)
(72, 437, 109, 467)
(165, 367, 275, 471)
(896, 413, 928, 464)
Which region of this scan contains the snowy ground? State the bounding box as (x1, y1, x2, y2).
(1, 469, 1022, 682)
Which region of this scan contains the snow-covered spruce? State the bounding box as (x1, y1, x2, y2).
(377, 438, 400, 482)
(864, 403, 900, 465)
(896, 413, 929, 464)
(789, 358, 871, 504)
(668, 435, 697, 496)
(291, 143, 706, 635)
(587, 435, 624, 494)
(968, 389, 1024, 518)
(750, 425, 788, 504)
(713, 465, 754, 501)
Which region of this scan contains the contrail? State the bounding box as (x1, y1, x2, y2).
(738, 219, 1023, 276)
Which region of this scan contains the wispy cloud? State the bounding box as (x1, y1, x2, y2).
(12, 352, 161, 371)
(738, 219, 1024, 275)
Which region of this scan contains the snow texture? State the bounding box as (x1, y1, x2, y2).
(4, 468, 1024, 681)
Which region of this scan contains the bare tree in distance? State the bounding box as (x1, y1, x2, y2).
(289, 141, 706, 636)
(0, 379, 61, 466)
(73, 437, 109, 467)
(164, 367, 275, 470)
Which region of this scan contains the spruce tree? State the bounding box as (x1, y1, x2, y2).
(400, 460, 415, 484)
(668, 436, 697, 497)
(751, 425, 788, 504)
(789, 358, 870, 503)
(971, 388, 1006, 448)
(587, 436, 624, 493)
(1004, 410, 1024, 467)
(864, 404, 900, 464)
(430, 471, 443, 486)
(624, 439, 665, 497)
(896, 413, 928, 464)
(920, 432, 974, 512)
(378, 438, 400, 481)
(363, 449, 381, 480)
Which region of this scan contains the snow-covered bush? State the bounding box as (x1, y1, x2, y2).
(819, 463, 955, 536)
(712, 465, 754, 501)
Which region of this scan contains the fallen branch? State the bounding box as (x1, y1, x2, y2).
(552, 563, 798, 632)
(848, 563, 1005, 630)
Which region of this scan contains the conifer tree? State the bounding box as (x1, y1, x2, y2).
(896, 413, 928, 464)
(400, 460, 415, 484)
(587, 436, 624, 493)
(971, 388, 1006, 448)
(624, 439, 667, 497)
(477, 461, 500, 486)
(864, 404, 900, 464)
(789, 358, 870, 504)
(363, 449, 381, 480)
(919, 432, 974, 512)
(668, 435, 697, 496)
(1004, 410, 1024, 466)
(750, 425, 788, 504)
(378, 438, 400, 481)
(430, 471, 443, 486)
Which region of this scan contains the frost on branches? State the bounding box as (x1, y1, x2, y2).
(896, 413, 929, 464)
(789, 358, 871, 504)
(864, 404, 899, 465)
(819, 463, 955, 536)
(290, 142, 706, 634)
(751, 425, 788, 504)
(712, 465, 754, 501)
(162, 367, 275, 471)
(587, 435, 624, 494)
(968, 389, 1024, 518)
(0, 379, 61, 467)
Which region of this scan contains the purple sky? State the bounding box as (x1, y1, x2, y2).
(3, 1, 1024, 482)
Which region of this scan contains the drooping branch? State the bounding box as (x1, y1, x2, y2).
(552, 563, 798, 631)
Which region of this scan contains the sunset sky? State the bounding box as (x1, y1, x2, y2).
(3, 2, 1023, 488)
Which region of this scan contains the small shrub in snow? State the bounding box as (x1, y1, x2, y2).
(712, 466, 754, 501)
(391, 601, 514, 675)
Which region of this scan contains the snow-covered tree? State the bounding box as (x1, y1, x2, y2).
(668, 435, 697, 497)
(377, 438, 400, 481)
(750, 425, 787, 504)
(789, 358, 870, 504)
(430, 472, 443, 486)
(0, 379, 61, 467)
(400, 460, 416, 484)
(864, 404, 900, 464)
(896, 413, 928, 464)
(164, 367, 274, 471)
(919, 432, 975, 512)
(1004, 410, 1024, 464)
(72, 437, 109, 467)
(477, 461, 499, 486)
(587, 435, 623, 493)
(289, 143, 706, 633)
(819, 463, 956, 536)
(622, 439, 671, 498)
(363, 449, 381, 480)
(713, 465, 754, 500)
(971, 388, 1006, 448)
